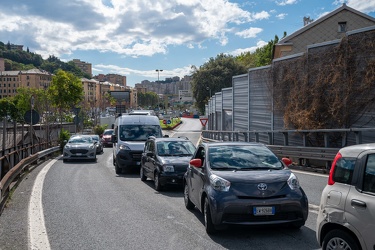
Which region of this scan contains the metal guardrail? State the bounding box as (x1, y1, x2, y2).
(0, 146, 60, 215)
(200, 127, 375, 172)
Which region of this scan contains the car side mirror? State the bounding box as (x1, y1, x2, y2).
(190, 158, 202, 168)
(282, 157, 293, 166)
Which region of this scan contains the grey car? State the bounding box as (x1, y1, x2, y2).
(63, 135, 97, 162)
(90, 134, 104, 154)
(183, 142, 309, 234)
(316, 143, 375, 250)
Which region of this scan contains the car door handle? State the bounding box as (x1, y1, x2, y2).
(351, 199, 366, 208)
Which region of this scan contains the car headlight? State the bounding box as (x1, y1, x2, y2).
(65, 145, 70, 149)
(287, 173, 300, 190)
(163, 165, 174, 172)
(209, 174, 230, 192)
(89, 145, 95, 150)
(119, 144, 131, 150)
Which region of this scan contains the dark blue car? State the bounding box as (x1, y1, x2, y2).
(183, 142, 309, 234)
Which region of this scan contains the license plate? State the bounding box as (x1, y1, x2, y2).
(136, 162, 140, 165)
(76, 153, 82, 156)
(253, 206, 275, 216)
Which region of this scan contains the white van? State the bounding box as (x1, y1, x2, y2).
(112, 114, 163, 174)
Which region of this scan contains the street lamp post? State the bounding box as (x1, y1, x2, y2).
(206, 86, 211, 98)
(156, 69, 163, 95)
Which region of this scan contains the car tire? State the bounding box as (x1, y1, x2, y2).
(114, 161, 122, 175)
(322, 229, 360, 250)
(184, 182, 195, 210)
(140, 166, 147, 181)
(113, 155, 116, 166)
(154, 172, 162, 191)
(203, 197, 216, 234)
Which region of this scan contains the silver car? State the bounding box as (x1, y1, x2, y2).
(63, 135, 97, 162)
(316, 143, 375, 250)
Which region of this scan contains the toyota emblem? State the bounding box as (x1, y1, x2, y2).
(257, 183, 268, 191)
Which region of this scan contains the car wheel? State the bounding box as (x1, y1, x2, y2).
(140, 166, 147, 181)
(184, 182, 194, 210)
(203, 197, 216, 234)
(114, 161, 122, 175)
(154, 172, 162, 191)
(323, 229, 360, 250)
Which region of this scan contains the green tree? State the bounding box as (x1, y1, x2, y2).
(48, 70, 84, 127)
(235, 33, 286, 69)
(0, 97, 19, 121)
(191, 53, 247, 113)
(137, 92, 159, 108)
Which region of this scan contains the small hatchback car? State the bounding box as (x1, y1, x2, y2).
(183, 142, 308, 234)
(140, 136, 196, 191)
(101, 129, 114, 147)
(316, 143, 375, 250)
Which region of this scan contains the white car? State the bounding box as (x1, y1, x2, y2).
(316, 143, 375, 250)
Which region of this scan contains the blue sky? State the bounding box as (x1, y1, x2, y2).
(1, 0, 375, 87)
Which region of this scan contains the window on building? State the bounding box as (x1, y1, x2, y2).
(338, 22, 347, 32)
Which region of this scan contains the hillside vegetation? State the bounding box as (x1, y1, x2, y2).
(0, 41, 90, 78)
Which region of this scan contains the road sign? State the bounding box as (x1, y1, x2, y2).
(24, 110, 40, 125)
(200, 118, 208, 127)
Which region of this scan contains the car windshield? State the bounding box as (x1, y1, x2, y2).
(119, 125, 162, 141)
(91, 135, 99, 142)
(157, 141, 196, 156)
(208, 145, 283, 170)
(103, 130, 113, 135)
(69, 136, 93, 144)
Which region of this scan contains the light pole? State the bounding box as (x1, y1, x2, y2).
(206, 86, 211, 98)
(156, 69, 163, 95)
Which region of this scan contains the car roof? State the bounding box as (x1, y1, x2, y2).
(149, 136, 191, 142)
(202, 141, 267, 147)
(339, 143, 375, 157)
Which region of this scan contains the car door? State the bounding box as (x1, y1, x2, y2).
(189, 146, 206, 207)
(345, 151, 375, 249)
(143, 141, 154, 177)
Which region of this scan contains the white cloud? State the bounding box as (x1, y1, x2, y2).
(276, 0, 298, 6)
(345, 0, 375, 13)
(95, 63, 193, 79)
(235, 27, 263, 38)
(229, 40, 268, 56)
(0, 0, 268, 59)
(276, 13, 287, 19)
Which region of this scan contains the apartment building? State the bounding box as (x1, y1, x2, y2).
(72, 59, 92, 77)
(0, 69, 52, 99)
(95, 73, 127, 87)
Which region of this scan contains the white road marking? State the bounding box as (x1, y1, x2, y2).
(28, 159, 56, 250)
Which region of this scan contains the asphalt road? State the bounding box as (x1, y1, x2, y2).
(0, 118, 324, 250)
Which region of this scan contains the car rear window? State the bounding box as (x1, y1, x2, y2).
(332, 157, 356, 184)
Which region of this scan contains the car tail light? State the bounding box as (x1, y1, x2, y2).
(328, 152, 342, 185)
